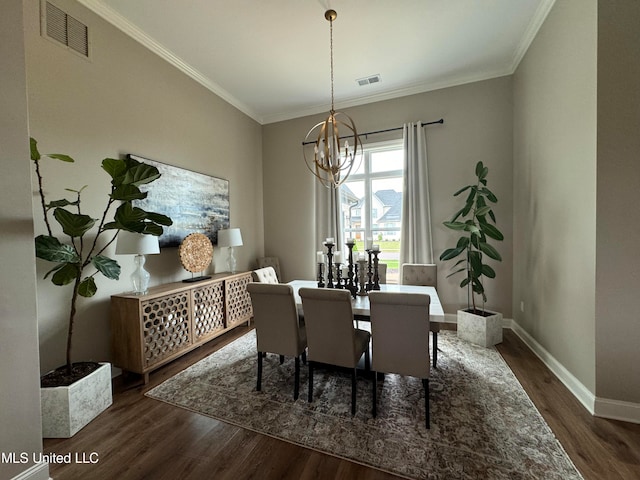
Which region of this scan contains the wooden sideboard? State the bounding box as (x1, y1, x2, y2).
(110, 271, 253, 383)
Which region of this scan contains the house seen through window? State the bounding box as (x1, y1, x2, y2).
(340, 140, 403, 283)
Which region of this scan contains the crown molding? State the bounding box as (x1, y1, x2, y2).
(509, 0, 556, 73)
(262, 68, 513, 125)
(76, 0, 262, 123)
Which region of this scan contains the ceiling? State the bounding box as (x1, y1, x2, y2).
(77, 0, 554, 125)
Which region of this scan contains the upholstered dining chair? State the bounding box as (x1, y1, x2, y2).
(246, 283, 307, 400)
(251, 266, 279, 284)
(298, 288, 371, 415)
(401, 263, 437, 287)
(369, 291, 431, 428)
(401, 263, 440, 367)
(257, 256, 282, 282)
(376, 262, 387, 284)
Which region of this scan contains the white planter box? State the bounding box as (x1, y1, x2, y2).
(41, 362, 113, 438)
(457, 309, 503, 347)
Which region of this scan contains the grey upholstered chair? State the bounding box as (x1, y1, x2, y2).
(299, 288, 370, 415)
(401, 263, 437, 287)
(400, 263, 440, 367)
(246, 283, 307, 400)
(369, 291, 431, 428)
(257, 256, 282, 282)
(376, 262, 387, 284)
(251, 266, 279, 284)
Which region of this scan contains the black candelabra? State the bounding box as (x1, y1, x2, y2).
(345, 239, 358, 297)
(318, 239, 381, 297)
(324, 240, 335, 288)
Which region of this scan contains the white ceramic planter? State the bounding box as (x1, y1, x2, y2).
(41, 362, 113, 438)
(457, 309, 503, 347)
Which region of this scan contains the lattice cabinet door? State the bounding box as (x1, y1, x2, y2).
(141, 291, 192, 368)
(225, 272, 253, 328)
(192, 280, 225, 341)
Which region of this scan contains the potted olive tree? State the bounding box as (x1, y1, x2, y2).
(439, 161, 504, 347)
(31, 138, 172, 437)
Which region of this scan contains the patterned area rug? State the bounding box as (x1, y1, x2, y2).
(146, 330, 582, 480)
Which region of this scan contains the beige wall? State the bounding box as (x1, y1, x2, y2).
(0, 1, 48, 478)
(513, 1, 597, 391)
(24, 0, 264, 374)
(263, 77, 514, 317)
(596, 1, 640, 404)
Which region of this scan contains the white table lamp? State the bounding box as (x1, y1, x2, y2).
(218, 228, 243, 273)
(115, 231, 160, 294)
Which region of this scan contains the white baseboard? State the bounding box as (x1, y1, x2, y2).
(510, 320, 640, 424)
(509, 320, 596, 414)
(595, 397, 640, 424)
(443, 313, 457, 324)
(9, 462, 49, 480)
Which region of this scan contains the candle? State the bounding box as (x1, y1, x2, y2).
(346, 238, 355, 245)
(358, 253, 366, 261)
(334, 251, 341, 263)
(372, 244, 380, 252)
(326, 237, 334, 244)
(366, 237, 372, 250)
(317, 251, 324, 263)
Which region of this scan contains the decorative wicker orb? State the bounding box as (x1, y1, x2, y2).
(179, 233, 213, 273)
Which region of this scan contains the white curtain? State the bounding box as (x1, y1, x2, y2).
(400, 121, 434, 265)
(314, 181, 344, 252)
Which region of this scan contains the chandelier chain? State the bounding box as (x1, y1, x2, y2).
(329, 17, 334, 112)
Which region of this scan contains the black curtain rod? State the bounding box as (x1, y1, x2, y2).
(302, 118, 444, 146)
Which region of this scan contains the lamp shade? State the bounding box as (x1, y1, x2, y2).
(115, 231, 160, 255)
(218, 228, 243, 248)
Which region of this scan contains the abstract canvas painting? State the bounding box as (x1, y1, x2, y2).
(129, 154, 229, 248)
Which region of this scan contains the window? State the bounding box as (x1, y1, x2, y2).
(340, 140, 404, 283)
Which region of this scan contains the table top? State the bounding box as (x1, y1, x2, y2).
(287, 280, 446, 323)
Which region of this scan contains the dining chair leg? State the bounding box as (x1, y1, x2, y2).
(433, 332, 438, 368)
(257, 352, 263, 392)
(302, 349, 307, 365)
(308, 361, 314, 403)
(423, 378, 430, 429)
(351, 368, 357, 415)
(365, 346, 371, 371)
(280, 355, 285, 365)
(294, 356, 300, 400)
(372, 370, 377, 417)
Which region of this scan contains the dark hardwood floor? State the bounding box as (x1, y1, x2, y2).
(43, 326, 640, 480)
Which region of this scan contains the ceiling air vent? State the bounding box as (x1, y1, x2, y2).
(356, 74, 381, 87)
(41, 0, 90, 58)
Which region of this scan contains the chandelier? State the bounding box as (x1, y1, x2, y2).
(303, 9, 362, 188)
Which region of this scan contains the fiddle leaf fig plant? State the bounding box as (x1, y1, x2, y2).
(30, 138, 172, 376)
(439, 161, 503, 314)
